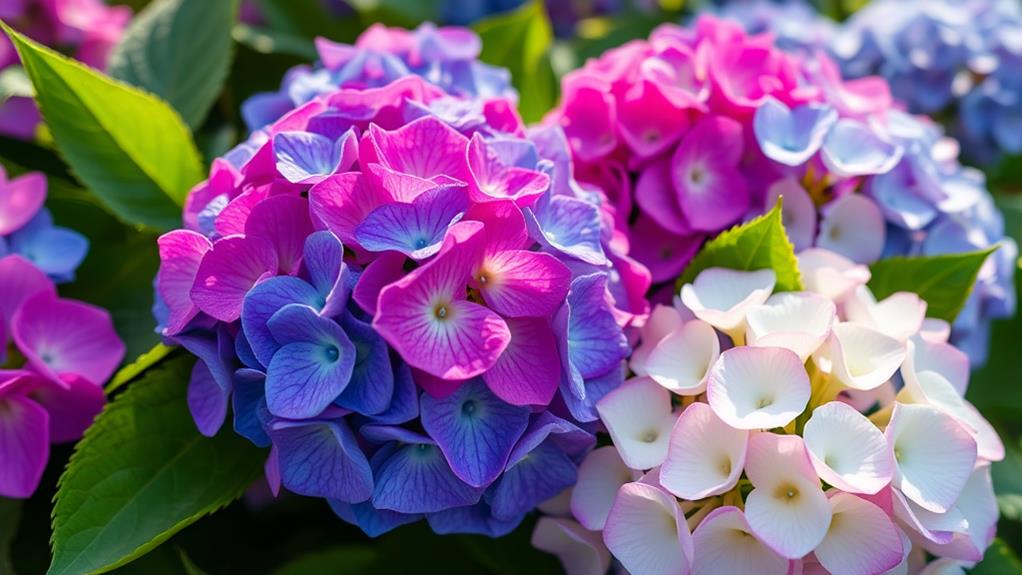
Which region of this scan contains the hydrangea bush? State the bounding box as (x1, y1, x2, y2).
(534, 256, 1001, 574)
(0, 170, 123, 498)
(154, 26, 648, 538)
(548, 15, 1016, 364)
(0, 0, 130, 139)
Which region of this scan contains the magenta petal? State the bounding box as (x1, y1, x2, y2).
(0, 254, 55, 337)
(364, 163, 438, 203)
(618, 79, 691, 159)
(0, 171, 46, 235)
(483, 317, 560, 406)
(414, 368, 466, 399)
(309, 172, 390, 245)
(559, 77, 617, 162)
(352, 251, 406, 316)
(0, 395, 49, 498)
(373, 222, 511, 380)
(671, 115, 750, 232)
(466, 134, 549, 205)
(156, 230, 212, 335)
(466, 200, 529, 252)
(245, 194, 314, 275)
(475, 250, 570, 318)
(214, 187, 268, 237)
(12, 291, 126, 386)
(628, 215, 705, 284)
(191, 235, 278, 322)
(635, 157, 692, 235)
(30, 374, 105, 444)
(366, 117, 471, 182)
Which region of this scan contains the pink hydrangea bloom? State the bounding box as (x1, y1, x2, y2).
(534, 250, 1000, 574)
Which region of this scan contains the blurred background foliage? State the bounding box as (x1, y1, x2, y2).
(1, 0, 1020, 572)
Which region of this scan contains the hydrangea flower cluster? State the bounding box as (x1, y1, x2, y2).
(0, 177, 122, 499)
(548, 15, 1016, 364)
(534, 255, 1001, 575)
(0, 0, 131, 139)
(242, 22, 515, 132)
(710, 0, 1022, 163)
(154, 50, 649, 535)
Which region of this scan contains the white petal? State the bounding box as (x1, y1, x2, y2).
(797, 248, 871, 301)
(691, 506, 789, 575)
(901, 338, 970, 397)
(646, 319, 721, 395)
(680, 268, 776, 333)
(765, 177, 817, 252)
(631, 305, 686, 376)
(815, 492, 904, 575)
(823, 322, 906, 391)
(816, 194, 886, 264)
(603, 482, 693, 575)
(918, 318, 951, 343)
(746, 291, 835, 360)
(881, 527, 914, 575)
(891, 488, 967, 546)
(918, 559, 967, 575)
(660, 402, 749, 500)
(571, 446, 641, 531)
(886, 403, 977, 513)
(744, 433, 832, 559)
(843, 286, 927, 342)
(923, 465, 998, 562)
(532, 517, 612, 575)
(597, 377, 676, 470)
(707, 347, 810, 430)
(804, 401, 894, 494)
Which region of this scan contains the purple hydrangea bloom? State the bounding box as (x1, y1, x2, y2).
(154, 34, 651, 537)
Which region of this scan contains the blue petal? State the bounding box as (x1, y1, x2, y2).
(9, 210, 88, 283)
(372, 442, 483, 514)
(365, 360, 419, 425)
(420, 379, 530, 488)
(821, 119, 903, 177)
(485, 441, 578, 521)
(274, 131, 342, 183)
(425, 500, 524, 537)
(328, 499, 422, 538)
(265, 305, 356, 419)
(559, 362, 625, 424)
(302, 231, 346, 298)
(233, 368, 271, 447)
(509, 412, 594, 465)
(269, 418, 373, 503)
(563, 273, 629, 380)
(174, 326, 235, 393)
(753, 98, 837, 166)
(525, 195, 606, 265)
(242, 92, 295, 131)
(334, 312, 393, 415)
(187, 361, 229, 437)
(241, 276, 323, 366)
(354, 185, 468, 260)
(234, 329, 263, 370)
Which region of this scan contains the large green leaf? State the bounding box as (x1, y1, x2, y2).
(108, 0, 239, 130)
(677, 201, 803, 292)
(1, 22, 203, 231)
(48, 355, 266, 575)
(106, 344, 176, 394)
(868, 246, 999, 323)
(973, 538, 1022, 574)
(474, 0, 558, 123)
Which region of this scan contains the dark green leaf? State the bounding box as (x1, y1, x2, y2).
(106, 344, 176, 394)
(177, 548, 210, 575)
(1, 22, 204, 231)
(972, 538, 1022, 574)
(272, 546, 377, 575)
(347, 0, 439, 28)
(108, 0, 239, 130)
(678, 200, 803, 292)
(868, 246, 999, 323)
(48, 355, 266, 575)
(231, 24, 317, 59)
(474, 0, 558, 123)
(993, 439, 1022, 521)
(0, 498, 21, 574)
(254, 0, 361, 42)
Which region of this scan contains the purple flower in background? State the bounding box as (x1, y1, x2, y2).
(154, 30, 649, 538)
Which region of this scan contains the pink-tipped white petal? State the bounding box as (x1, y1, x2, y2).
(886, 403, 977, 513)
(804, 402, 894, 494)
(815, 492, 904, 575)
(918, 318, 951, 343)
(816, 194, 886, 264)
(571, 446, 641, 531)
(603, 482, 693, 575)
(744, 433, 832, 559)
(707, 347, 810, 430)
(891, 488, 968, 546)
(630, 304, 686, 377)
(843, 286, 926, 342)
(597, 378, 676, 470)
(532, 517, 612, 575)
(901, 338, 970, 397)
(645, 319, 720, 395)
(679, 268, 776, 333)
(691, 506, 789, 575)
(660, 402, 748, 500)
(822, 323, 906, 391)
(923, 465, 998, 563)
(797, 248, 871, 301)
(746, 292, 835, 361)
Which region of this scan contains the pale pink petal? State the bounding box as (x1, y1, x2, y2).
(603, 482, 693, 575)
(804, 401, 894, 495)
(596, 377, 676, 470)
(816, 194, 886, 264)
(630, 304, 686, 377)
(680, 267, 776, 335)
(707, 347, 810, 430)
(661, 402, 748, 500)
(843, 286, 926, 343)
(691, 506, 789, 575)
(571, 446, 641, 531)
(645, 319, 720, 395)
(821, 323, 906, 391)
(797, 248, 871, 301)
(746, 292, 835, 361)
(815, 492, 904, 575)
(531, 517, 611, 575)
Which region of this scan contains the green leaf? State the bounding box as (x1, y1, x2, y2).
(972, 539, 1022, 574)
(272, 546, 377, 575)
(867, 246, 999, 323)
(1, 22, 204, 231)
(108, 0, 239, 130)
(474, 0, 558, 123)
(48, 355, 266, 575)
(231, 24, 316, 59)
(0, 498, 21, 575)
(993, 439, 1022, 521)
(106, 344, 176, 394)
(678, 200, 803, 292)
(177, 548, 210, 575)
(254, 0, 361, 42)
